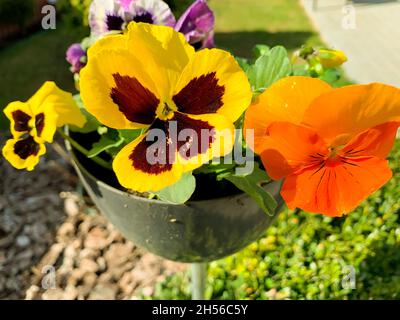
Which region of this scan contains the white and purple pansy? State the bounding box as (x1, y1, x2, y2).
(89, 0, 175, 37)
(125, 0, 176, 27)
(89, 0, 126, 36)
(70, 0, 215, 75)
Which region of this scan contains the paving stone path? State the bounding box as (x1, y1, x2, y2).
(301, 0, 400, 86)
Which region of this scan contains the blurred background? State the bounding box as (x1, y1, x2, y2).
(1, 0, 400, 300)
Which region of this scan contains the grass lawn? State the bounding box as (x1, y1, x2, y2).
(0, 24, 87, 129)
(211, 0, 322, 57)
(0, 0, 321, 129)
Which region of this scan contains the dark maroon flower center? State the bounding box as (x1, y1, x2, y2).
(132, 11, 154, 24)
(12, 110, 31, 132)
(35, 113, 45, 137)
(14, 136, 40, 160)
(111, 73, 159, 125)
(173, 72, 225, 115)
(110, 72, 225, 174)
(11, 110, 45, 137)
(106, 14, 125, 31)
(129, 114, 215, 174)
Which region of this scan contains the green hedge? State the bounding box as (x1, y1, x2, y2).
(144, 141, 400, 300)
(0, 0, 34, 26)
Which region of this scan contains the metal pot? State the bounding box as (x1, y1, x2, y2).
(67, 144, 283, 263)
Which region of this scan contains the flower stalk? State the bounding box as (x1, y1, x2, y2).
(57, 128, 112, 170)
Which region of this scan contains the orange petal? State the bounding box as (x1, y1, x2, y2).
(281, 156, 392, 217)
(341, 122, 399, 159)
(244, 76, 332, 153)
(302, 83, 400, 142)
(258, 122, 328, 180)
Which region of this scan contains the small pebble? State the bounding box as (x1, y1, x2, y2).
(16, 235, 31, 248)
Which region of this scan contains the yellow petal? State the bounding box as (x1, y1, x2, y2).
(3, 101, 34, 139)
(112, 134, 184, 192)
(127, 22, 194, 97)
(2, 136, 46, 171)
(28, 81, 86, 128)
(173, 48, 252, 123)
(32, 103, 58, 143)
(87, 34, 127, 54)
(302, 83, 400, 143)
(81, 46, 160, 129)
(174, 112, 235, 172)
(244, 76, 332, 154)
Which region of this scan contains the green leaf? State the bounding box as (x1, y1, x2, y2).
(236, 57, 250, 73)
(194, 162, 237, 175)
(219, 164, 277, 216)
(292, 64, 309, 77)
(319, 68, 341, 85)
(247, 46, 292, 92)
(155, 172, 196, 204)
(69, 94, 101, 133)
(118, 128, 143, 144)
(252, 44, 270, 59)
(87, 129, 123, 158)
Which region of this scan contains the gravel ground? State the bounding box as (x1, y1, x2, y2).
(0, 138, 186, 300)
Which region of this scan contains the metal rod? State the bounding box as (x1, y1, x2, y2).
(191, 263, 207, 300)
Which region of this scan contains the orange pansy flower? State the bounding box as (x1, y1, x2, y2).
(244, 76, 400, 217)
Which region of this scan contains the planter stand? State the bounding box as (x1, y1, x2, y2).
(191, 263, 207, 300)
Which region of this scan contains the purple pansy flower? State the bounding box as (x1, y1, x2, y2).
(175, 0, 215, 49)
(66, 43, 86, 74)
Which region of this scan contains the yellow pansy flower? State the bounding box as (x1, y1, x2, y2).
(2, 136, 47, 171)
(80, 22, 252, 192)
(2, 82, 86, 171)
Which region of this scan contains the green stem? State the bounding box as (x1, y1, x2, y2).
(57, 129, 113, 170)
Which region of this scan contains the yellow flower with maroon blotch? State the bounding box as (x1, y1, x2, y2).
(2, 82, 86, 171)
(80, 22, 252, 192)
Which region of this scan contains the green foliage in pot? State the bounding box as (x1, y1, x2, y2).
(143, 141, 400, 299)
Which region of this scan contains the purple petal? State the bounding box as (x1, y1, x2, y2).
(118, 0, 134, 11)
(66, 43, 86, 73)
(175, 0, 215, 49)
(202, 31, 214, 48)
